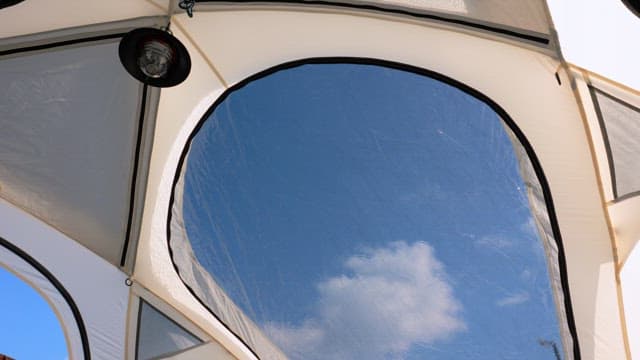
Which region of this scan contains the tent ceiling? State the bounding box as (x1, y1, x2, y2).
(0, 0, 166, 39)
(196, 0, 552, 45)
(0, 1, 638, 359)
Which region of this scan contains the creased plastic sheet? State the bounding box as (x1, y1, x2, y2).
(0, 244, 84, 360)
(169, 63, 572, 359)
(136, 301, 203, 360)
(0, 41, 141, 265)
(171, 160, 287, 360)
(591, 89, 640, 199)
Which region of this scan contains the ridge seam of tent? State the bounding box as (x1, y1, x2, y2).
(143, 0, 169, 13)
(567, 63, 640, 98)
(172, 17, 230, 88)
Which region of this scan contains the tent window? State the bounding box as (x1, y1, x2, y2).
(136, 300, 203, 360)
(0, 41, 142, 265)
(590, 87, 640, 199)
(170, 62, 573, 359)
(0, 266, 67, 359)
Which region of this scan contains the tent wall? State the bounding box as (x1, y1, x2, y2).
(621, 243, 640, 360)
(571, 68, 640, 360)
(0, 198, 130, 359)
(134, 7, 628, 359)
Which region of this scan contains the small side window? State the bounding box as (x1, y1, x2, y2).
(0, 266, 67, 359)
(136, 300, 203, 360)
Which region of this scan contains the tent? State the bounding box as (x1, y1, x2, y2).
(0, 0, 638, 359)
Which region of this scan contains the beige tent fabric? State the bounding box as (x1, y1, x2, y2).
(336, 0, 550, 34)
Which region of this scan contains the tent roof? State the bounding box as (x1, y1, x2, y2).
(0, 1, 638, 359)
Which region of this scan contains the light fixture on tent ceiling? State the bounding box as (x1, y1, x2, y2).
(119, 27, 191, 88)
(0, 0, 24, 10)
(622, 0, 640, 17)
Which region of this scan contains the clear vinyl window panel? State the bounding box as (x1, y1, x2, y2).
(170, 63, 571, 359)
(0, 41, 141, 264)
(136, 300, 203, 360)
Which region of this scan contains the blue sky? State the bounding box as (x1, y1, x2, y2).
(183, 63, 565, 359)
(0, 266, 67, 360)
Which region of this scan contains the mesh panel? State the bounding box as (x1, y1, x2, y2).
(136, 301, 202, 360)
(0, 41, 141, 264)
(591, 88, 640, 199)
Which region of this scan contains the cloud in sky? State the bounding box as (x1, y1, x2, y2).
(474, 234, 513, 249)
(264, 241, 465, 359)
(496, 291, 530, 307)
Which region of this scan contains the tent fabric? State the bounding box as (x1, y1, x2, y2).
(0, 0, 166, 39)
(589, 87, 640, 199)
(136, 300, 203, 360)
(0, 1, 637, 359)
(620, 242, 640, 360)
(0, 40, 143, 266)
(346, 0, 551, 35)
(197, 0, 551, 39)
(162, 342, 236, 360)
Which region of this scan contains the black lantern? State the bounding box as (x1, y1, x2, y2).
(119, 28, 191, 88)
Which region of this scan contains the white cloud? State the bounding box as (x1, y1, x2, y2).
(264, 241, 465, 359)
(496, 291, 530, 307)
(475, 235, 513, 249)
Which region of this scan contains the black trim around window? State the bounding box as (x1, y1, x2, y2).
(0, 0, 24, 10)
(195, 0, 550, 45)
(621, 0, 640, 18)
(165, 57, 581, 359)
(0, 236, 91, 359)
